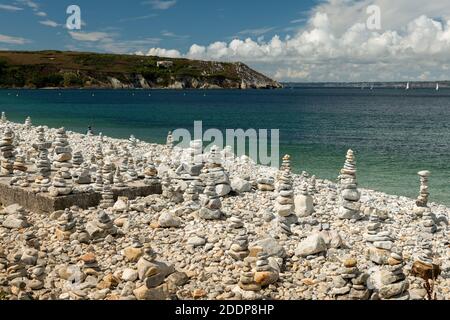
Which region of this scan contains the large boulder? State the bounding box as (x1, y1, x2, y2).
(231, 178, 252, 193)
(158, 211, 181, 228)
(295, 233, 327, 257)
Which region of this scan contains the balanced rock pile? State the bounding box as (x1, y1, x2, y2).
(0, 127, 15, 175)
(49, 168, 73, 197)
(53, 127, 72, 169)
(338, 149, 361, 220)
(55, 208, 77, 240)
(198, 175, 224, 220)
(206, 145, 231, 197)
(229, 227, 250, 261)
(274, 155, 295, 218)
(85, 210, 117, 240)
(295, 181, 314, 217)
(331, 258, 370, 300)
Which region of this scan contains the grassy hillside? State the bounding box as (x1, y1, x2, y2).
(0, 50, 281, 89)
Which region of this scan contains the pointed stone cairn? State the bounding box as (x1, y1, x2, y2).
(331, 258, 370, 300)
(365, 211, 395, 265)
(415, 170, 430, 208)
(85, 210, 117, 240)
(338, 149, 361, 220)
(24, 116, 32, 128)
(274, 155, 295, 218)
(102, 160, 114, 184)
(53, 127, 73, 169)
(49, 167, 73, 196)
(229, 228, 250, 261)
(113, 167, 125, 188)
(56, 208, 77, 241)
(166, 131, 174, 149)
(94, 160, 104, 192)
(0, 127, 15, 176)
(72, 151, 84, 168)
(143, 159, 159, 186)
(129, 134, 137, 148)
(308, 175, 318, 194)
(199, 174, 224, 220)
(207, 145, 231, 196)
(94, 143, 104, 165)
(238, 259, 261, 292)
(34, 128, 52, 191)
(126, 158, 138, 181)
(100, 181, 115, 209)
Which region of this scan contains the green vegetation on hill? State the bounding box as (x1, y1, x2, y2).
(0, 50, 280, 89)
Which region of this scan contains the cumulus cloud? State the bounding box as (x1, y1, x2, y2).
(142, 0, 450, 81)
(142, 47, 181, 58)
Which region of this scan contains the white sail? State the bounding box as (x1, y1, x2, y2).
(406, 82, 410, 90)
(436, 83, 439, 91)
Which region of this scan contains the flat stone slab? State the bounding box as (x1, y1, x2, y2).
(0, 178, 161, 212)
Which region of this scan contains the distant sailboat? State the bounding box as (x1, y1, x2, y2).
(370, 84, 374, 90)
(405, 82, 410, 90)
(436, 83, 439, 91)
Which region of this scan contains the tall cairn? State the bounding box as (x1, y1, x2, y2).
(0, 127, 15, 176)
(0, 112, 7, 123)
(338, 149, 361, 220)
(166, 131, 174, 149)
(53, 127, 73, 169)
(100, 181, 115, 209)
(198, 173, 224, 220)
(413, 170, 431, 217)
(274, 155, 295, 218)
(24, 116, 32, 128)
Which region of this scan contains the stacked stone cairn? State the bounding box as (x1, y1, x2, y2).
(338, 149, 361, 220)
(94, 161, 104, 192)
(331, 258, 370, 300)
(52, 128, 73, 169)
(228, 217, 249, 260)
(309, 175, 318, 194)
(85, 210, 117, 240)
(238, 259, 261, 292)
(256, 176, 275, 191)
(373, 251, 409, 300)
(295, 181, 314, 217)
(113, 167, 125, 188)
(13, 154, 27, 174)
(126, 158, 138, 182)
(274, 155, 295, 218)
(166, 131, 174, 149)
(0, 127, 15, 175)
(206, 145, 231, 197)
(254, 251, 279, 287)
(129, 135, 137, 147)
(56, 208, 77, 241)
(73, 162, 91, 185)
(94, 144, 104, 165)
(100, 181, 115, 209)
(1, 111, 6, 122)
(33, 127, 52, 191)
(72, 151, 84, 167)
(102, 160, 114, 184)
(143, 159, 159, 186)
(198, 174, 224, 220)
(365, 211, 395, 265)
(49, 167, 73, 197)
(24, 116, 32, 128)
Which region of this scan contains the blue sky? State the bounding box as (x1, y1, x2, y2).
(1, 0, 450, 81)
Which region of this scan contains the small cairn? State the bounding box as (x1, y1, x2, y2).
(166, 131, 174, 149)
(113, 167, 125, 188)
(53, 127, 73, 169)
(34, 146, 52, 192)
(56, 208, 77, 241)
(295, 181, 314, 217)
(72, 151, 84, 167)
(1, 111, 7, 122)
(238, 259, 261, 292)
(94, 144, 104, 165)
(338, 149, 361, 220)
(415, 170, 430, 208)
(365, 213, 395, 265)
(274, 155, 295, 217)
(229, 228, 250, 261)
(256, 176, 275, 191)
(374, 252, 409, 300)
(0, 127, 15, 175)
(126, 158, 138, 181)
(422, 210, 437, 233)
(183, 181, 199, 203)
(143, 161, 159, 186)
(102, 160, 114, 184)
(99, 181, 115, 209)
(254, 251, 279, 287)
(275, 216, 292, 236)
(129, 135, 137, 147)
(49, 167, 73, 196)
(308, 175, 318, 194)
(73, 162, 91, 184)
(331, 258, 369, 300)
(13, 154, 27, 174)
(94, 161, 104, 192)
(411, 239, 441, 283)
(85, 210, 117, 240)
(207, 145, 231, 197)
(198, 174, 224, 220)
(24, 116, 32, 128)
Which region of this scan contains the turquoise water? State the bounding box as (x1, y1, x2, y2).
(0, 88, 449, 205)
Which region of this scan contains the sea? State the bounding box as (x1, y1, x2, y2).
(0, 88, 449, 206)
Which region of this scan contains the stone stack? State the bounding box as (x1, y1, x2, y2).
(331, 258, 370, 300)
(274, 155, 295, 218)
(166, 131, 174, 149)
(49, 167, 73, 197)
(13, 154, 27, 174)
(34, 148, 52, 192)
(94, 144, 104, 165)
(52, 127, 73, 169)
(238, 259, 261, 292)
(338, 149, 361, 220)
(102, 160, 114, 184)
(198, 175, 224, 220)
(73, 162, 91, 184)
(0, 127, 15, 175)
(113, 167, 125, 188)
(24, 116, 32, 128)
(414, 240, 434, 267)
(126, 158, 138, 181)
(143, 161, 159, 186)
(365, 214, 395, 265)
(256, 177, 275, 191)
(72, 151, 84, 167)
(415, 170, 430, 207)
(229, 228, 250, 261)
(1, 111, 6, 122)
(207, 145, 231, 197)
(422, 210, 437, 233)
(183, 181, 199, 202)
(372, 252, 409, 300)
(309, 175, 318, 194)
(99, 181, 115, 209)
(275, 216, 292, 236)
(229, 216, 244, 229)
(56, 208, 77, 241)
(295, 181, 314, 217)
(94, 162, 104, 192)
(129, 135, 137, 147)
(85, 210, 117, 239)
(254, 251, 279, 287)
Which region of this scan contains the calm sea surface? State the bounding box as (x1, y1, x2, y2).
(1, 88, 449, 205)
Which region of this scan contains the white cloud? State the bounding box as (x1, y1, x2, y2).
(141, 1, 450, 81)
(0, 4, 23, 11)
(0, 33, 29, 44)
(143, 0, 177, 10)
(35, 11, 47, 17)
(237, 27, 275, 37)
(39, 20, 59, 28)
(69, 31, 113, 42)
(144, 47, 181, 58)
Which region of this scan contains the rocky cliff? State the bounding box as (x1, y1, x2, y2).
(0, 50, 282, 89)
